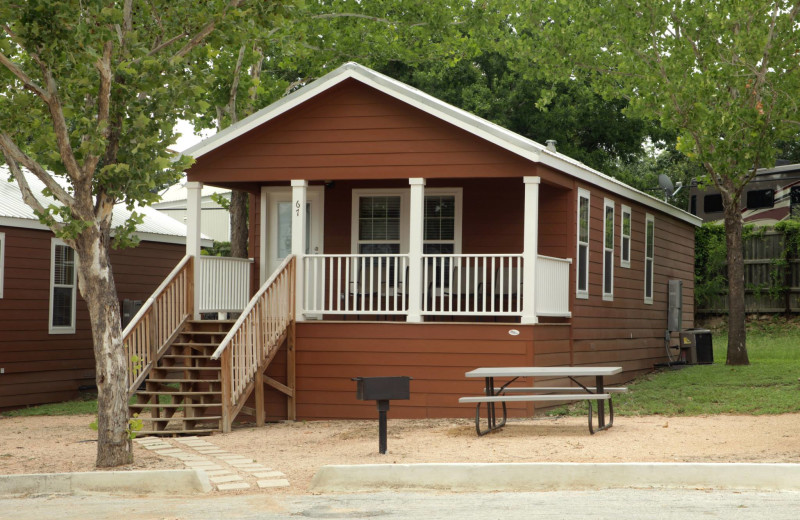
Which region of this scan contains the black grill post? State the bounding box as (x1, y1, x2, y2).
(352, 376, 412, 455)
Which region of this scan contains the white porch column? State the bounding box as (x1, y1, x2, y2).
(186, 181, 203, 319)
(291, 180, 308, 321)
(407, 178, 426, 323)
(521, 176, 540, 325)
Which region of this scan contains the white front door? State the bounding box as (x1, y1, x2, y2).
(260, 186, 324, 284)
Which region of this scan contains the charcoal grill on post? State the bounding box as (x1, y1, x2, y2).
(352, 376, 411, 454)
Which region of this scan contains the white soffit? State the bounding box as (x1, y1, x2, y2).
(182, 62, 701, 227)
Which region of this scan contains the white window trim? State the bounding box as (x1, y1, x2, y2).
(350, 188, 463, 254)
(576, 188, 590, 299)
(0, 232, 5, 299)
(620, 204, 631, 269)
(49, 238, 78, 334)
(602, 198, 614, 301)
(644, 213, 655, 305)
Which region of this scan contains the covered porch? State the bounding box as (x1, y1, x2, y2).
(185, 175, 573, 323)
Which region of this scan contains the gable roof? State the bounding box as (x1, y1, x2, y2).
(0, 167, 211, 246)
(182, 62, 701, 227)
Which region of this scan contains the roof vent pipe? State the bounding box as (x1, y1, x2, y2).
(545, 140, 557, 153)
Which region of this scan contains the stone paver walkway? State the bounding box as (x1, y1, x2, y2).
(134, 436, 290, 492)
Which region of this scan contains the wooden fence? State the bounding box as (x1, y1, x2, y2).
(698, 231, 800, 314)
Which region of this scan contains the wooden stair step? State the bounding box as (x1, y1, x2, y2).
(154, 366, 221, 371)
(131, 403, 219, 408)
(136, 390, 221, 396)
(143, 416, 222, 422)
(187, 319, 237, 324)
(161, 353, 215, 358)
(137, 429, 217, 436)
(181, 331, 229, 336)
(146, 378, 221, 384)
(171, 342, 220, 347)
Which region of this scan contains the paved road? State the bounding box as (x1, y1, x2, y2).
(3, 489, 800, 520)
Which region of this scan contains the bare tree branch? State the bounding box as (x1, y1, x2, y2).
(0, 156, 57, 226)
(80, 41, 114, 179)
(227, 45, 247, 124)
(0, 49, 49, 100)
(173, 0, 243, 60)
(146, 32, 188, 57)
(0, 132, 78, 208)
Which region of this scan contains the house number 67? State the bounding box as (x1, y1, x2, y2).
(295, 200, 300, 216)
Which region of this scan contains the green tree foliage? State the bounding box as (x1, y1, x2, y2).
(379, 54, 660, 176)
(528, 0, 800, 365)
(0, 0, 274, 467)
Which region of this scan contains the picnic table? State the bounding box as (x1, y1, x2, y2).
(458, 366, 626, 436)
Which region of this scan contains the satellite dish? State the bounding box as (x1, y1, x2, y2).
(657, 174, 683, 200)
(658, 174, 674, 195)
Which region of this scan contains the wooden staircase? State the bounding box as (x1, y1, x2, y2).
(131, 320, 233, 436)
(124, 254, 297, 438)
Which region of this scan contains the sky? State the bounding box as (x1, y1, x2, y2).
(173, 120, 216, 153)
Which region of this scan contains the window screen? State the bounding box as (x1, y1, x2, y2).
(576, 190, 590, 297)
(704, 194, 723, 213)
(358, 196, 401, 254)
(51, 242, 76, 331)
(746, 189, 774, 210)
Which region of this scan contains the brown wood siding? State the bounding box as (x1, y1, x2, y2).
(261, 321, 572, 421)
(570, 183, 696, 381)
(0, 226, 185, 409)
(187, 80, 555, 184)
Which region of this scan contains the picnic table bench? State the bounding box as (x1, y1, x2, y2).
(458, 366, 626, 436)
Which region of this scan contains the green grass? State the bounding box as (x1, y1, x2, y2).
(1, 386, 179, 418)
(1, 390, 98, 417)
(552, 318, 800, 417)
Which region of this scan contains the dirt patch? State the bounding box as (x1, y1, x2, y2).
(2, 413, 799, 494)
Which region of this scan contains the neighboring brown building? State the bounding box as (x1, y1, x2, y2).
(170, 62, 702, 422)
(0, 170, 209, 409)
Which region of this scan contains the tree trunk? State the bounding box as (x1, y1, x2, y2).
(229, 190, 249, 258)
(722, 198, 750, 366)
(74, 228, 132, 466)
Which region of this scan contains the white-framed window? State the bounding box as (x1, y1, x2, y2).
(603, 198, 614, 301)
(423, 189, 462, 255)
(352, 190, 409, 254)
(350, 188, 462, 254)
(0, 232, 5, 299)
(644, 213, 655, 304)
(576, 188, 590, 299)
(620, 205, 631, 268)
(49, 238, 77, 334)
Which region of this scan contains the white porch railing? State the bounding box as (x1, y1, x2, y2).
(303, 254, 410, 315)
(422, 254, 523, 315)
(535, 255, 572, 317)
(302, 253, 571, 318)
(199, 256, 253, 313)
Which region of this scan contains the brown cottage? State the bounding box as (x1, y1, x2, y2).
(0, 171, 204, 409)
(131, 63, 702, 434)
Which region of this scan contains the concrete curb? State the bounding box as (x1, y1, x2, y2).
(309, 463, 800, 493)
(0, 469, 211, 496)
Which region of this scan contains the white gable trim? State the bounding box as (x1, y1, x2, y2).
(183, 62, 701, 227)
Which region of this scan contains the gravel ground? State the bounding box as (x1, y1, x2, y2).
(2, 413, 799, 494)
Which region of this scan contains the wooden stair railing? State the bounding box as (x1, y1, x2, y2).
(124, 255, 194, 397)
(211, 255, 296, 432)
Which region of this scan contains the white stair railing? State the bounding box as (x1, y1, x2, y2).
(198, 256, 253, 313)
